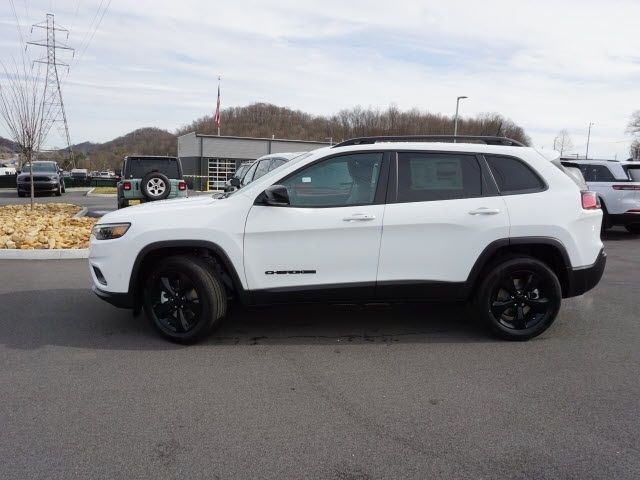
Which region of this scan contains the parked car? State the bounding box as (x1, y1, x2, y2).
(116, 155, 188, 209)
(223, 162, 252, 192)
(230, 152, 305, 190)
(90, 135, 605, 343)
(561, 158, 640, 233)
(0, 164, 16, 175)
(71, 168, 90, 183)
(16, 160, 66, 197)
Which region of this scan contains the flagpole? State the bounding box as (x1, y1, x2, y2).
(217, 75, 221, 137)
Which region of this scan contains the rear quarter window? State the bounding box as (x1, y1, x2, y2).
(485, 155, 545, 194)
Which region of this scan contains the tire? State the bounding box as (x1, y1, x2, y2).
(140, 172, 171, 201)
(55, 184, 62, 196)
(600, 200, 610, 232)
(61, 182, 66, 193)
(117, 197, 129, 209)
(473, 256, 562, 341)
(143, 256, 227, 343)
(625, 224, 640, 234)
(17, 191, 24, 197)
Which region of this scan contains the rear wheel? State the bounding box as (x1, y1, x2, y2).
(474, 256, 562, 340)
(17, 191, 24, 197)
(625, 224, 640, 234)
(117, 197, 129, 209)
(143, 256, 227, 343)
(600, 200, 610, 232)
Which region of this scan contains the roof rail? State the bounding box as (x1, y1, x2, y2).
(332, 135, 525, 148)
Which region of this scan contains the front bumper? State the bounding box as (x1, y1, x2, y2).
(17, 181, 58, 192)
(564, 248, 607, 298)
(92, 285, 134, 309)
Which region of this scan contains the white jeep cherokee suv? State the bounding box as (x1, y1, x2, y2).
(90, 136, 606, 343)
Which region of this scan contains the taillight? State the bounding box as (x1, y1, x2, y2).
(178, 181, 187, 191)
(581, 190, 599, 210)
(612, 184, 640, 190)
(123, 181, 131, 191)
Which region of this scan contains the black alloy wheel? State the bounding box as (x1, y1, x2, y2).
(490, 270, 552, 331)
(143, 256, 227, 343)
(475, 256, 561, 340)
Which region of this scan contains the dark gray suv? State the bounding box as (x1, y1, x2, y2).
(17, 160, 65, 197)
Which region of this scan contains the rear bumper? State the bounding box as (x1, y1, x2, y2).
(92, 285, 134, 309)
(609, 213, 640, 226)
(564, 248, 606, 298)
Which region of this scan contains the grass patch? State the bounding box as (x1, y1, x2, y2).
(92, 186, 117, 194)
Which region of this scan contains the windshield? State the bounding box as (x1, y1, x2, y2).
(127, 157, 180, 179)
(624, 166, 640, 182)
(233, 164, 250, 179)
(27, 163, 57, 173)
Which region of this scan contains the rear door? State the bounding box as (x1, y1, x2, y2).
(376, 151, 509, 299)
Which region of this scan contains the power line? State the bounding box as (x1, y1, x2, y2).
(8, 0, 25, 46)
(74, 0, 112, 66)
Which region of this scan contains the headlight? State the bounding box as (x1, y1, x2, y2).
(92, 223, 131, 240)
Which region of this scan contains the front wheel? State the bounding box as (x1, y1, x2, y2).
(474, 257, 562, 340)
(55, 185, 62, 196)
(143, 256, 227, 343)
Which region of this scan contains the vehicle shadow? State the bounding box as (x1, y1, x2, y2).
(0, 288, 495, 351)
(601, 228, 640, 241)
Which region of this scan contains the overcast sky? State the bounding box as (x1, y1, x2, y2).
(2, 0, 639, 158)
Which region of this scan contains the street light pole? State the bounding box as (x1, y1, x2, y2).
(454, 96, 468, 141)
(585, 122, 594, 159)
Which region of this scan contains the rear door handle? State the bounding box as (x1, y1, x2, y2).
(468, 208, 501, 215)
(343, 213, 376, 222)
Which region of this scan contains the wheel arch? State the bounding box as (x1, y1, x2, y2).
(467, 237, 572, 298)
(129, 240, 246, 307)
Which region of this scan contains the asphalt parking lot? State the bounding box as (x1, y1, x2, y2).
(0, 189, 116, 217)
(1, 231, 639, 479)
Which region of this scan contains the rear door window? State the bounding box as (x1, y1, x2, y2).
(485, 155, 545, 194)
(396, 153, 482, 203)
(578, 164, 615, 182)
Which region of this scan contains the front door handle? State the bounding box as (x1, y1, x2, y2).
(343, 213, 376, 222)
(468, 207, 501, 215)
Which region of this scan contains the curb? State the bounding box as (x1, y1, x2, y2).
(74, 207, 88, 218)
(85, 188, 116, 198)
(0, 248, 89, 259)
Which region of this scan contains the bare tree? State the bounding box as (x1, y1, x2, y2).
(553, 129, 574, 155)
(628, 111, 640, 160)
(0, 58, 50, 208)
(631, 139, 640, 161)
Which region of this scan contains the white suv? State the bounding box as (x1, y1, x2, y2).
(89, 136, 606, 343)
(562, 158, 640, 233)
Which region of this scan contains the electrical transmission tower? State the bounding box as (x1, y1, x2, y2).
(27, 14, 75, 169)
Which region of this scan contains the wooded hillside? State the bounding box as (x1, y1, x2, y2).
(177, 103, 531, 145)
(1, 103, 531, 169)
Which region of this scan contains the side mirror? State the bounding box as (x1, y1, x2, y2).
(263, 185, 290, 206)
(229, 177, 240, 188)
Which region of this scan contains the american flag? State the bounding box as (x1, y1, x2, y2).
(213, 79, 221, 129)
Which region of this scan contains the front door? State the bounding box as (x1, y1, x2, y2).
(244, 152, 388, 302)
